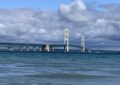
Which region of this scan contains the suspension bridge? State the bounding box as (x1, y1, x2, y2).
(0, 28, 88, 52)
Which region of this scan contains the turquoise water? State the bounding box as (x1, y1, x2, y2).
(0, 52, 120, 85)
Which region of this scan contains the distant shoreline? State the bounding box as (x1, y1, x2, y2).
(0, 51, 120, 54)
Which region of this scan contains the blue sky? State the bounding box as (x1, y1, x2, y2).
(0, 0, 71, 10)
(0, 0, 120, 10)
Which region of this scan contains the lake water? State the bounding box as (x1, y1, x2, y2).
(0, 52, 120, 85)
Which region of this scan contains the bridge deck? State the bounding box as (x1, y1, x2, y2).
(0, 43, 81, 48)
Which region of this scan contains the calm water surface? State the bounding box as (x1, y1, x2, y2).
(0, 52, 120, 85)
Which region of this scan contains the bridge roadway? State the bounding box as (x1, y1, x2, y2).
(0, 42, 82, 52)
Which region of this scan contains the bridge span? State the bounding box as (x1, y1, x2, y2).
(0, 42, 84, 52)
(0, 28, 87, 52)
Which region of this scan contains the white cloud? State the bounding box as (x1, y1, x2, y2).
(59, 0, 94, 21)
(38, 28, 47, 34)
(0, 23, 5, 28)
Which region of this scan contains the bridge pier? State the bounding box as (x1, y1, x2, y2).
(27, 47, 30, 51)
(33, 47, 36, 52)
(21, 46, 27, 51)
(33, 46, 40, 52)
(39, 47, 42, 52)
(42, 44, 50, 52)
(9, 47, 14, 52)
(52, 47, 55, 52)
(20, 47, 23, 51)
(45, 44, 50, 52)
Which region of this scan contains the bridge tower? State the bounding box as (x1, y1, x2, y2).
(80, 35, 85, 52)
(64, 28, 69, 52)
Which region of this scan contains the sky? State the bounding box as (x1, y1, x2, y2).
(0, 0, 120, 10)
(0, 0, 71, 10)
(0, 0, 120, 50)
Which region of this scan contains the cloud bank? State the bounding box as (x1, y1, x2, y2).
(0, 0, 120, 50)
